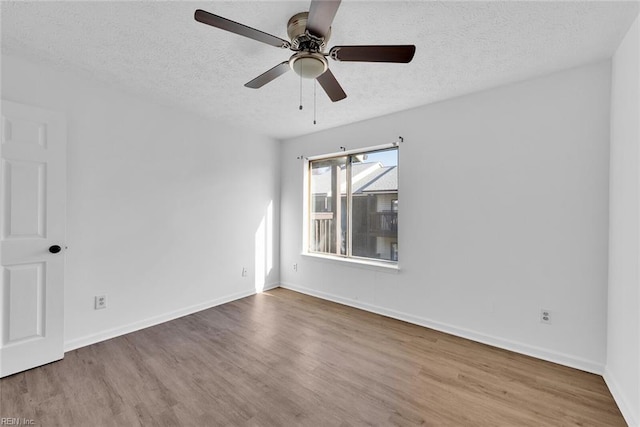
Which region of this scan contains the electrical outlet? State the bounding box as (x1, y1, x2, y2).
(293, 263, 298, 272)
(241, 267, 248, 277)
(95, 295, 107, 310)
(540, 309, 551, 324)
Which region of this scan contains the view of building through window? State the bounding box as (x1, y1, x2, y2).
(308, 147, 398, 263)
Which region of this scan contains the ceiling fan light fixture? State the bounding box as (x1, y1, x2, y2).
(289, 53, 328, 79)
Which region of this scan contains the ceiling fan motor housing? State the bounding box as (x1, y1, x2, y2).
(287, 12, 330, 51)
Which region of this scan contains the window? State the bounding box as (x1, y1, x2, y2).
(307, 146, 398, 264)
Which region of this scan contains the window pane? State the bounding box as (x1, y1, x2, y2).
(309, 156, 348, 255)
(351, 148, 398, 261)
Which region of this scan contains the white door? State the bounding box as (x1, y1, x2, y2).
(0, 100, 66, 378)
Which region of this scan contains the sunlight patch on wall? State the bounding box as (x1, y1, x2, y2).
(254, 200, 274, 293)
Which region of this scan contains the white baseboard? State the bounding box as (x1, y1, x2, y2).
(604, 368, 638, 427)
(64, 283, 279, 352)
(279, 282, 604, 375)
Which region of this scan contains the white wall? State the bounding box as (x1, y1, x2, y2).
(1, 54, 280, 350)
(280, 61, 612, 374)
(606, 15, 640, 427)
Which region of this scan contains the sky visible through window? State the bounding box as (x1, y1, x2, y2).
(364, 149, 397, 167)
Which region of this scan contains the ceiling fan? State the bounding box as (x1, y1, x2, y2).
(194, 0, 416, 102)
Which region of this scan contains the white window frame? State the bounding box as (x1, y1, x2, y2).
(302, 142, 400, 270)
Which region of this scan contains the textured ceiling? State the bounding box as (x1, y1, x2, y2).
(1, 1, 638, 140)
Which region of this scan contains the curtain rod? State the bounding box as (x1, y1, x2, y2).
(304, 136, 403, 161)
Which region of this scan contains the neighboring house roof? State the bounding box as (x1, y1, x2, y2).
(354, 166, 397, 194)
(311, 162, 398, 195)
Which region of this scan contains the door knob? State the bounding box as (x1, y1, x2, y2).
(49, 245, 62, 254)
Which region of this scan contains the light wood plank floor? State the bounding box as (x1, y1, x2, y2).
(0, 288, 625, 426)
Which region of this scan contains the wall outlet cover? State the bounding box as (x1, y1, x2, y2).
(95, 295, 107, 310)
(540, 309, 551, 324)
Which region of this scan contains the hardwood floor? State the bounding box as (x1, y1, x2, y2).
(0, 288, 625, 426)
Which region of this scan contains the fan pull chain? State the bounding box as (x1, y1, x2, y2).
(313, 80, 317, 125)
(299, 63, 303, 110)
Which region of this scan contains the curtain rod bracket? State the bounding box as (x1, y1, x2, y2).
(392, 137, 404, 147)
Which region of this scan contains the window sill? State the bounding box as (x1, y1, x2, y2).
(302, 252, 400, 271)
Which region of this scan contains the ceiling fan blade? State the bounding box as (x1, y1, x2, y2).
(306, 0, 341, 38)
(330, 45, 416, 63)
(195, 9, 290, 49)
(316, 69, 347, 102)
(244, 62, 291, 89)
